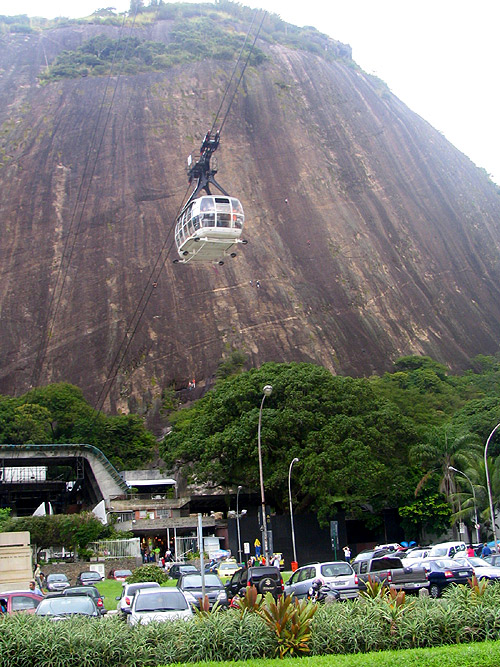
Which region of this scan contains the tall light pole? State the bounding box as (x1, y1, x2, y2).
(258, 384, 273, 564)
(236, 485, 243, 563)
(485, 423, 500, 549)
(448, 466, 480, 544)
(288, 457, 299, 567)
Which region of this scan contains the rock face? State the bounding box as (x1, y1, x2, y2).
(1, 22, 500, 412)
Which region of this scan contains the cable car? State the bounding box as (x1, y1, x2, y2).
(174, 195, 245, 263)
(173, 130, 247, 265)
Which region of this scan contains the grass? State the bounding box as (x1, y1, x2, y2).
(165, 639, 500, 666)
(96, 576, 178, 610)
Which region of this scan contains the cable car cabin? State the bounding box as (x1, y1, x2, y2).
(174, 196, 245, 264)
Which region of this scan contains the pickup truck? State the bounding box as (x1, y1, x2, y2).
(351, 555, 429, 593)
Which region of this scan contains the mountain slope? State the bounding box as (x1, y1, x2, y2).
(1, 12, 499, 412)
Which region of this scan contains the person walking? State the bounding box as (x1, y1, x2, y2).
(343, 545, 351, 562)
(482, 542, 492, 558)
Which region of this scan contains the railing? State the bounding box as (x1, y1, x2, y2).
(88, 537, 141, 558)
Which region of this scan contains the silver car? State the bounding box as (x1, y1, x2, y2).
(284, 561, 358, 600)
(452, 555, 500, 581)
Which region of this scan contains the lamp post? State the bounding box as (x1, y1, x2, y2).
(288, 457, 299, 567)
(485, 423, 500, 549)
(258, 384, 273, 564)
(236, 485, 243, 564)
(448, 465, 480, 544)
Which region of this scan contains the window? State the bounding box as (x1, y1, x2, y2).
(12, 595, 38, 612)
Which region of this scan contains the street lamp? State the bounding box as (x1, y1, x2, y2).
(485, 423, 500, 549)
(288, 457, 299, 566)
(448, 465, 480, 544)
(236, 485, 243, 563)
(258, 384, 273, 564)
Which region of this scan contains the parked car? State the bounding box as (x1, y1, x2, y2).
(45, 573, 71, 592)
(177, 572, 228, 608)
(484, 554, 500, 567)
(36, 594, 100, 619)
(107, 569, 132, 581)
(75, 571, 103, 586)
(116, 581, 161, 614)
(167, 563, 199, 580)
(225, 566, 283, 602)
(401, 548, 430, 561)
(284, 561, 358, 600)
(0, 591, 43, 615)
(351, 555, 429, 593)
(415, 558, 474, 597)
(62, 585, 106, 614)
(216, 561, 240, 579)
(452, 555, 500, 581)
(124, 587, 193, 625)
(427, 541, 467, 559)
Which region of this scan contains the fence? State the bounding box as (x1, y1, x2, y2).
(88, 537, 141, 558)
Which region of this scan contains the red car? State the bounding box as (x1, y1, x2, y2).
(107, 569, 132, 581)
(0, 591, 43, 615)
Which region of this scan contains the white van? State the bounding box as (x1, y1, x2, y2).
(428, 541, 466, 559)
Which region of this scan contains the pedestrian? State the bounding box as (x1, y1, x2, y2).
(271, 553, 281, 569)
(29, 580, 43, 596)
(34, 563, 42, 589)
(467, 544, 475, 557)
(343, 545, 351, 562)
(482, 542, 492, 558)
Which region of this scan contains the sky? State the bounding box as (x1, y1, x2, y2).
(3, 0, 500, 184)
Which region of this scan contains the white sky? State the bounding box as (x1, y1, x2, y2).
(3, 0, 500, 184)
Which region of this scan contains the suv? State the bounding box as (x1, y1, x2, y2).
(225, 566, 283, 602)
(284, 562, 358, 600)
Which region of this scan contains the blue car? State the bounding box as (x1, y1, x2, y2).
(417, 558, 473, 598)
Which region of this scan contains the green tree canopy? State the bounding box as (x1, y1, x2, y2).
(161, 362, 420, 525)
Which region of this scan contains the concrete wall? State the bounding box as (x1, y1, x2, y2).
(0, 532, 33, 592)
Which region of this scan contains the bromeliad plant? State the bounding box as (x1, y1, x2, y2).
(358, 575, 390, 600)
(258, 593, 318, 658)
(231, 584, 263, 613)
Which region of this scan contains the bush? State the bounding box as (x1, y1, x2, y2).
(125, 563, 168, 584)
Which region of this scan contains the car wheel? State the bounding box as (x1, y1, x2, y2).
(429, 584, 441, 598)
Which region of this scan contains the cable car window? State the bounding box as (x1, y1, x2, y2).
(215, 197, 229, 204)
(217, 213, 231, 227)
(193, 215, 201, 231)
(200, 198, 214, 212)
(203, 212, 215, 227)
(233, 215, 243, 229)
(231, 199, 243, 214)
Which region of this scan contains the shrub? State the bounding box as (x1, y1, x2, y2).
(126, 563, 168, 584)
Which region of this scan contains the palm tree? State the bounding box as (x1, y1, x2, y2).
(411, 425, 483, 536)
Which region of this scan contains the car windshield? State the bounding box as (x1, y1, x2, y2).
(65, 588, 96, 597)
(135, 591, 188, 612)
(219, 563, 236, 571)
(464, 557, 489, 567)
(81, 572, 100, 579)
(126, 582, 160, 595)
(114, 570, 132, 577)
(182, 575, 222, 589)
(48, 574, 68, 582)
(432, 559, 460, 569)
(320, 563, 352, 577)
(37, 596, 96, 616)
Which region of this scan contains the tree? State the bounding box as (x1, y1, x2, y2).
(410, 425, 483, 534)
(162, 362, 420, 525)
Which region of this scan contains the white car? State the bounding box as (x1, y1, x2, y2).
(125, 587, 193, 625)
(452, 555, 500, 581)
(116, 581, 160, 614)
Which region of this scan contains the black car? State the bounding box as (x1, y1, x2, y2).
(178, 573, 228, 608)
(75, 571, 103, 586)
(45, 573, 70, 592)
(225, 566, 283, 602)
(418, 558, 474, 598)
(63, 585, 106, 614)
(167, 563, 199, 580)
